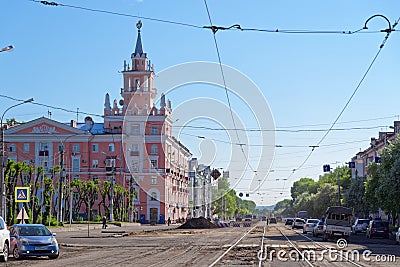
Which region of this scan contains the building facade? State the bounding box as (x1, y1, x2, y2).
(3, 21, 192, 224)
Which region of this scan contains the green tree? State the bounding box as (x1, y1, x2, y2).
(311, 183, 338, 218)
(291, 178, 318, 200)
(345, 176, 370, 216)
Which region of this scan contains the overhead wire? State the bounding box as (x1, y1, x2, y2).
(282, 15, 399, 188)
(202, 0, 261, 189)
(29, 0, 397, 36)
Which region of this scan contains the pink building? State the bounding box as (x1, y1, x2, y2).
(3, 21, 192, 224)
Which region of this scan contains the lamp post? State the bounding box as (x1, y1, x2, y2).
(0, 98, 34, 219)
(0, 45, 14, 53)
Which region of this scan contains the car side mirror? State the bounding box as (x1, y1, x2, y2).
(52, 233, 57, 237)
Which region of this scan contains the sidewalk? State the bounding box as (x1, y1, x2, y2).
(51, 222, 181, 238)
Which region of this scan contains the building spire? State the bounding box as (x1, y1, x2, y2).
(134, 20, 143, 55)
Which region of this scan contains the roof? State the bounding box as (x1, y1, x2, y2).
(77, 122, 104, 134)
(325, 206, 352, 215)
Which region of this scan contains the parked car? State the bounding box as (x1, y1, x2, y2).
(0, 216, 9, 262)
(10, 224, 59, 260)
(396, 227, 400, 244)
(366, 220, 390, 239)
(285, 218, 294, 225)
(351, 218, 370, 235)
(269, 217, 277, 224)
(292, 218, 305, 229)
(244, 215, 252, 221)
(312, 220, 324, 237)
(303, 219, 319, 234)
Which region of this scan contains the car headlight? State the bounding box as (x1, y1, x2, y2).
(19, 237, 29, 245)
(51, 237, 57, 245)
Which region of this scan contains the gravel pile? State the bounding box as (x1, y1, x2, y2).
(178, 217, 217, 229)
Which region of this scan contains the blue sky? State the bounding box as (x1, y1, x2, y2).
(1, 0, 400, 205)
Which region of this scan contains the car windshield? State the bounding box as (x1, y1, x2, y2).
(358, 219, 369, 224)
(18, 225, 52, 236)
(373, 221, 389, 228)
(307, 219, 319, 224)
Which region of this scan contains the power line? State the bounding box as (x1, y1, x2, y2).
(0, 94, 104, 119)
(30, 1, 396, 36)
(283, 15, 399, 184)
(202, 0, 260, 187)
(30, 0, 203, 29)
(175, 124, 391, 132)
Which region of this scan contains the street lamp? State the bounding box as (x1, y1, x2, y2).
(0, 45, 14, 53)
(0, 98, 34, 219)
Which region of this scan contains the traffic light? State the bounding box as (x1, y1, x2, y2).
(323, 164, 330, 172)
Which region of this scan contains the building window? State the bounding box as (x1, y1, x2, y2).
(73, 192, 79, 200)
(92, 160, 98, 168)
(93, 176, 99, 184)
(58, 144, 64, 152)
(150, 144, 158, 154)
(73, 175, 80, 181)
(132, 144, 139, 151)
(108, 143, 115, 152)
(132, 125, 139, 136)
(151, 126, 158, 135)
(92, 144, 99, 152)
(131, 161, 139, 172)
(40, 143, 48, 151)
(151, 192, 157, 201)
(23, 143, 30, 153)
(93, 193, 98, 201)
(151, 176, 157, 185)
(72, 158, 80, 172)
(150, 159, 158, 169)
(134, 78, 140, 91)
(9, 144, 16, 153)
(73, 144, 80, 152)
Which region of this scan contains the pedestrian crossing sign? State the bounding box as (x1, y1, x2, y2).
(15, 187, 30, 202)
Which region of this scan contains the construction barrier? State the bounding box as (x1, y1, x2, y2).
(242, 222, 251, 227)
(216, 222, 230, 228)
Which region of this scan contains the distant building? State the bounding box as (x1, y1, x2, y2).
(350, 121, 400, 178)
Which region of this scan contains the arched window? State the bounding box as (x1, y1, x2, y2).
(134, 79, 140, 91)
(151, 192, 157, 201)
(151, 144, 158, 154)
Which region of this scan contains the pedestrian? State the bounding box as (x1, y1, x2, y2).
(102, 216, 107, 229)
(167, 217, 171, 226)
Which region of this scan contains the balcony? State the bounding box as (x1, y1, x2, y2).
(130, 151, 139, 156)
(39, 150, 49, 157)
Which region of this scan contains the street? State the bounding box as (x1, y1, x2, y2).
(1, 222, 399, 266)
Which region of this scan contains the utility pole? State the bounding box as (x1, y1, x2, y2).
(57, 147, 64, 226)
(338, 172, 341, 206)
(0, 126, 4, 219)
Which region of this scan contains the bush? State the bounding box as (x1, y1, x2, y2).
(93, 215, 102, 222)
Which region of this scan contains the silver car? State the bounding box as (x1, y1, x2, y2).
(351, 218, 370, 235)
(303, 219, 319, 234)
(396, 227, 400, 244)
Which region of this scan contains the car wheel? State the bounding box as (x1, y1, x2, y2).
(13, 247, 23, 260)
(48, 254, 59, 259)
(0, 243, 8, 262)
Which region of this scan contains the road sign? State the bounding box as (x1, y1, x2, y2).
(15, 187, 30, 202)
(323, 164, 331, 172)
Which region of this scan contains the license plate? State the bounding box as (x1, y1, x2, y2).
(334, 233, 343, 236)
(35, 246, 48, 251)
